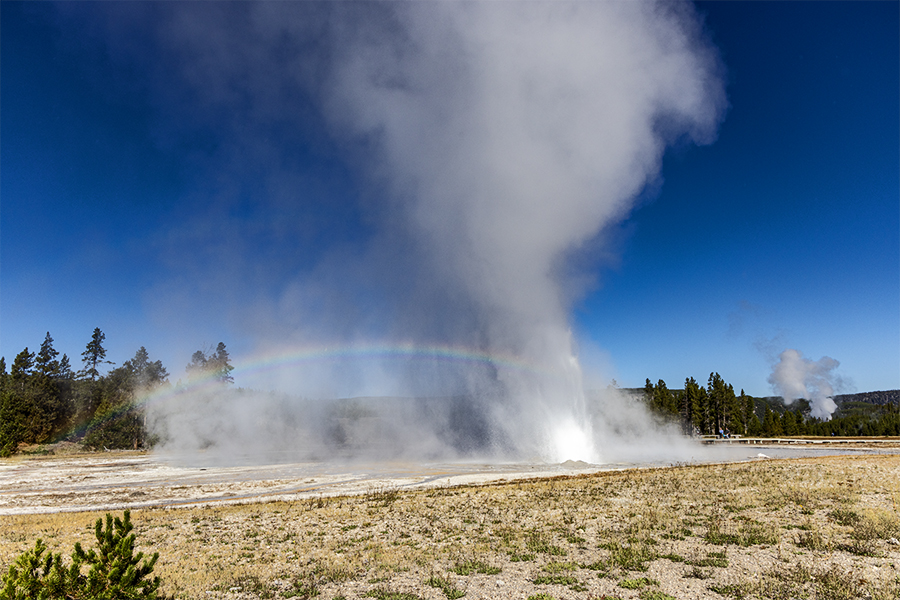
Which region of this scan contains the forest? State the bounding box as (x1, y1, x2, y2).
(642, 375, 900, 438)
(0, 329, 232, 457)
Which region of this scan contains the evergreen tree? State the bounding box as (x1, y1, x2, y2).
(723, 383, 740, 435)
(747, 409, 763, 436)
(0, 388, 25, 457)
(782, 410, 799, 436)
(7, 347, 62, 445)
(81, 328, 112, 381)
(34, 332, 61, 378)
(84, 348, 169, 450)
(684, 377, 704, 434)
(210, 342, 234, 384)
(651, 379, 677, 415)
(125, 347, 169, 390)
(740, 390, 754, 435)
(185, 343, 233, 385)
(761, 405, 784, 437)
(707, 373, 727, 435)
(697, 386, 711, 434)
(11, 349, 35, 389)
(58, 354, 73, 380)
(185, 350, 208, 377)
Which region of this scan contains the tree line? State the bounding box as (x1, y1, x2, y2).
(643, 373, 900, 437)
(0, 329, 233, 456)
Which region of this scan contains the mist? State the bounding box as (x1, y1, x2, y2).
(82, 1, 727, 463)
(767, 349, 845, 420)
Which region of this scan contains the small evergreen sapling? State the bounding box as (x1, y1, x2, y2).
(0, 510, 162, 600)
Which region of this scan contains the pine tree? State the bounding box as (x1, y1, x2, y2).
(723, 383, 740, 435)
(211, 342, 234, 384)
(81, 328, 112, 381)
(684, 377, 704, 434)
(707, 373, 727, 435)
(58, 354, 73, 379)
(185, 350, 208, 377)
(186, 343, 233, 384)
(125, 347, 168, 390)
(0, 510, 162, 599)
(35, 332, 61, 378)
(782, 410, 798, 436)
(11, 348, 35, 390)
(740, 389, 754, 435)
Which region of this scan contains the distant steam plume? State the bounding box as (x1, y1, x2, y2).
(768, 349, 844, 420)
(72, 2, 726, 462)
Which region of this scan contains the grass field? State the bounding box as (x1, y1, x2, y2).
(2, 454, 899, 599)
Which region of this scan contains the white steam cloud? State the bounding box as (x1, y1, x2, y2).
(768, 349, 843, 420)
(70, 2, 726, 463)
(318, 2, 724, 461)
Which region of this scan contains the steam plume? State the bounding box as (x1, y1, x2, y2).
(73, 2, 726, 462)
(315, 1, 725, 460)
(768, 349, 843, 420)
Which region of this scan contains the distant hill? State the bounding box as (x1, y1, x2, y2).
(833, 390, 899, 407)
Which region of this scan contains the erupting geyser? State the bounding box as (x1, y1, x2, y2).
(130, 1, 726, 462)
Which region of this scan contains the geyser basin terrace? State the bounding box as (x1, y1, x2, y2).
(1, 453, 898, 600)
(1, 444, 898, 516)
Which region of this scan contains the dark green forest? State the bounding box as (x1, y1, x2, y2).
(0, 329, 232, 457)
(641, 374, 900, 438)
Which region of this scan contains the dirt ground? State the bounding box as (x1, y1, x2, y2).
(2, 449, 899, 599)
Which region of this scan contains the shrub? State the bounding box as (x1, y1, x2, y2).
(0, 510, 161, 600)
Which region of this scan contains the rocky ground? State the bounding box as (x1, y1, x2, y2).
(2, 452, 899, 599)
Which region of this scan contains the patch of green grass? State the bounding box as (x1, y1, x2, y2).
(542, 562, 579, 573)
(828, 508, 860, 526)
(526, 594, 555, 600)
(526, 532, 567, 556)
(853, 509, 900, 541)
(605, 540, 657, 572)
(425, 575, 465, 599)
(364, 589, 423, 600)
(796, 529, 831, 552)
(690, 551, 728, 568)
(507, 552, 536, 562)
(532, 575, 579, 586)
(451, 559, 500, 576)
(618, 577, 658, 590)
(657, 553, 685, 563)
(835, 539, 879, 557)
(705, 518, 778, 547)
(366, 487, 401, 506)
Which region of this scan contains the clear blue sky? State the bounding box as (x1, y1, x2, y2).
(2, 1, 897, 398)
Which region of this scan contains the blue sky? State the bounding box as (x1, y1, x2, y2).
(2, 1, 897, 398)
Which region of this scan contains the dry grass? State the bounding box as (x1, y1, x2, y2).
(2, 454, 899, 599)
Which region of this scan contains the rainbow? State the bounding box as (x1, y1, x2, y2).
(68, 342, 572, 446)
(233, 342, 551, 380)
